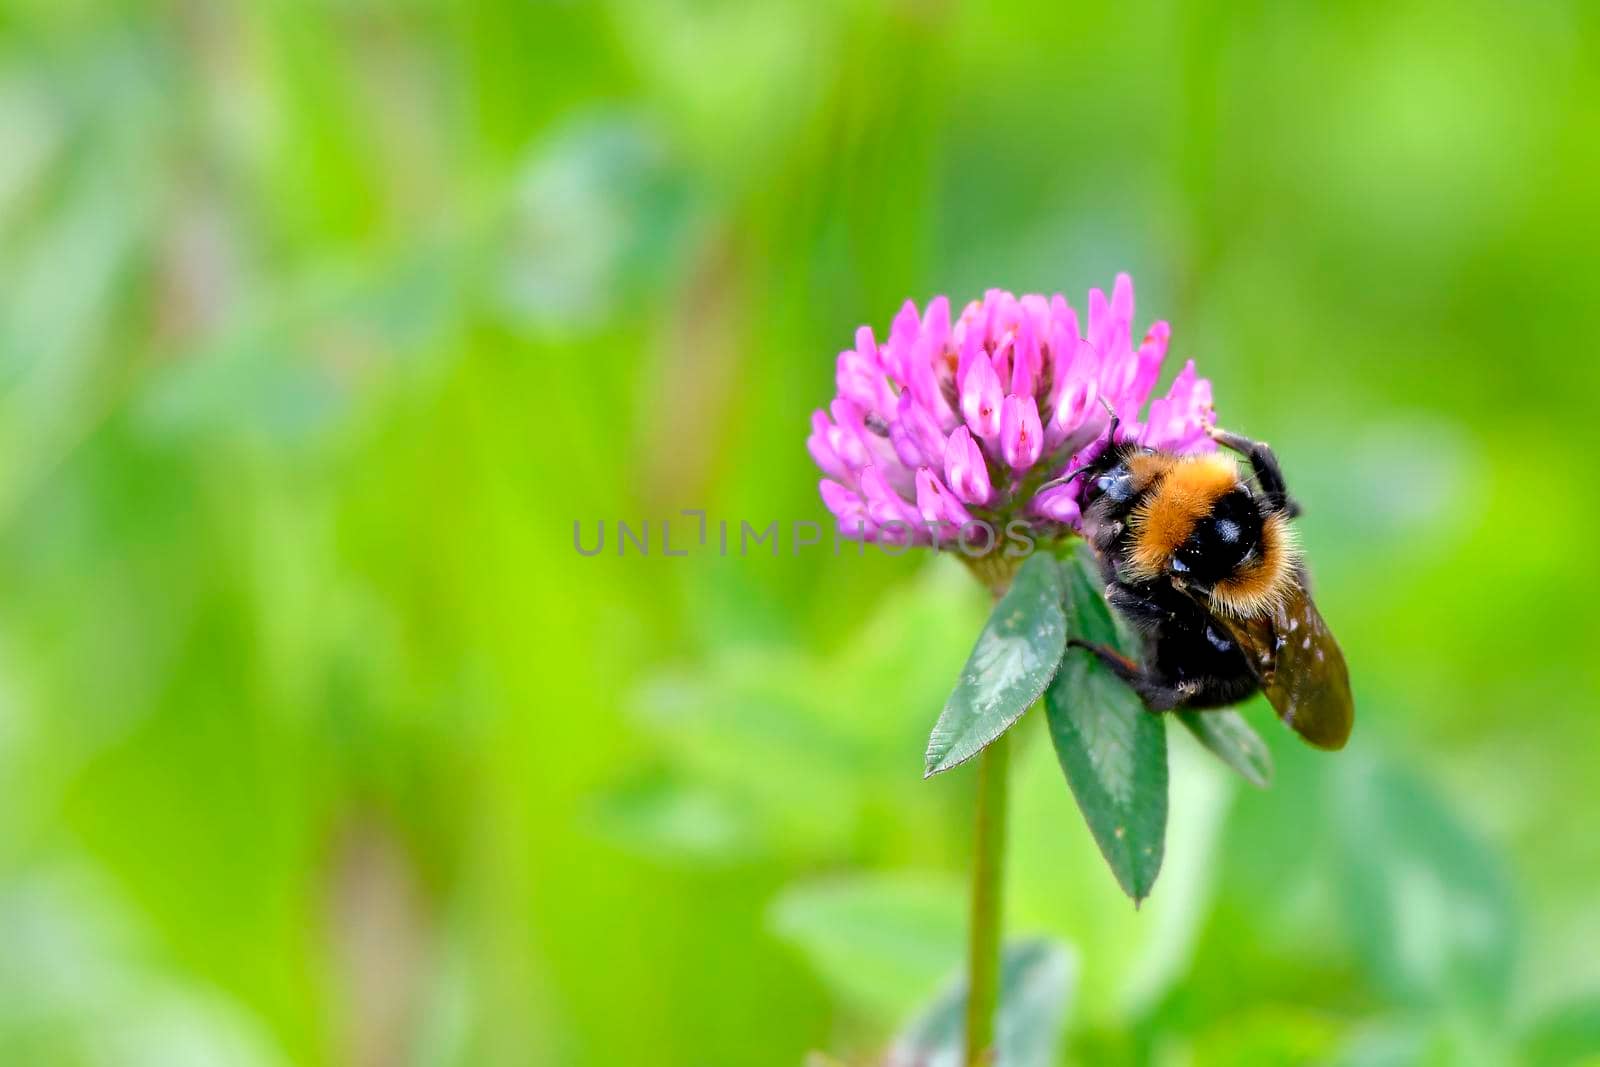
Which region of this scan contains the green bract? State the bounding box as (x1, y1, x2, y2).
(923, 553, 1067, 777)
(926, 546, 1278, 902)
(1045, 550, 1169, 903)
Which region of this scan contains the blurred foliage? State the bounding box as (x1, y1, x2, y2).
(2, 1, 1599, 1065)
(884, 939, 1074, 1067)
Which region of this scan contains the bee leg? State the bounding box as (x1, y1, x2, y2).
(1067, 639, 1195, 712)
(1208, 428, 1302, 518)
(1068, 638, 1138, 675)
(1104, 580, 1168, 633)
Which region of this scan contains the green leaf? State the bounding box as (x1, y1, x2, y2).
(769, 873, 965, 1020)
(924, 554, 1067, 777)
(591, 771, 758, 864)
(1522, 998, 1600, 1067)
(1332, 1020, 1512, 1067)
(1332, 757, 1516, 1015)
(887, 939, 1075, 1067)
(1177, 709, 1274, 788)
(625, 563, 990, 860)
(1186, 1005, 1342, 1065)
(1044, 550, 1168, 903)
(1327, 1023, 1433, 1067)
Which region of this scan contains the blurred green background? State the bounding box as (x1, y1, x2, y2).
(3, 1, 1599, 1064)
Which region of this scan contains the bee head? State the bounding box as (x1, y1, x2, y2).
(1076, 442, 1146, 510)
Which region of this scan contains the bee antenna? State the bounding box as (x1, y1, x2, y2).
(1037, 398, 1124, 495)
(1037, 464, 1088, 495)
(1098, 396, 1121, 443)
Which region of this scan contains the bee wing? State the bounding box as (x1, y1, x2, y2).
(1221, 587, 1354, 751)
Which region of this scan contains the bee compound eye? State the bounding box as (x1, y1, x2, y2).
(1097, 470, 1134, 502)
(1170, 555, 1190, 573)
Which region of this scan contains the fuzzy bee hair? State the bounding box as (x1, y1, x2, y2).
(1118, 450, 1301, 618)
(1071, 425, 1353, 750)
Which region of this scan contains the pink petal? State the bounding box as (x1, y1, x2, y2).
(828, 398, 873, 471)
(1000, 394, 1044, 471)
(923, 295, 951, 354)
(894, 393, 948, 467)
(1122, 320, 1170, 414)
(960, 351, 1004, 442)
(885, 299, 921, 381)
(1031, 482, 1082, 526)
(990, 339, 1013, 395)
(908, 338, 957, 431)
(819, 479, 864, 520)
(1010, 313, 1040, 400)
(1086, 286, 1110, 353)
(1140, 359, 1216, 453)
(916, 467, 974, 528)
(1019, 293, 1051, 339)
(1045, 312, 1085, 411)
(854, 324, 880, 369)
(836, 349, 893, 415)
(1107, 271, 1135, 360)
(808, 410, 850, 483)
(860, 464, 923, 535)
(890, 299, 921, 349)
(1044, 377, 1101, 454)
(955, 327, 981, 390)
(943, 426, 993, 506)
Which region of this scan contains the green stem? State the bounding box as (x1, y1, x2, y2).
(964, 728, 1010, 1066)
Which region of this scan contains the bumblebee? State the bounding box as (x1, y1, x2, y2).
(1069, 416, 1353, 750)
